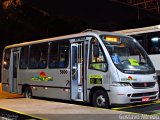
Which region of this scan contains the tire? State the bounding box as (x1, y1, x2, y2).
(92, 90, 110, 108)
(24, 87, 32, 98)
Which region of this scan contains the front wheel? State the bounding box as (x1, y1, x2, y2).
(92, 90, 110, 108)
(24, 87, 32, 98)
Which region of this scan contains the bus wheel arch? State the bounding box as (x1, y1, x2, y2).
(22, 84, 32, 98)
(89, 87, 110, 108)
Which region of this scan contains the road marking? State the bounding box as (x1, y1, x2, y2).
(112, 102, 159, 110)
(154, 100, 160, 103)
(111, 101, 160, 116)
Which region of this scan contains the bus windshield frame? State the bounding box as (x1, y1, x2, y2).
(100, 35, 155, 74)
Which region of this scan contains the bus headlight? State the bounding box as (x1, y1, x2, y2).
(112, 82, 131, 86)
(153, 76, 158, 82)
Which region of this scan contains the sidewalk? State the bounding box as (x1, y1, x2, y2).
(0, 83, 23, 99)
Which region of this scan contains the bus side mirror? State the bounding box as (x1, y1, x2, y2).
(93, 45, 99, 57)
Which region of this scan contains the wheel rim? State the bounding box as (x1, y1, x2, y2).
(96, 95, 106, 107)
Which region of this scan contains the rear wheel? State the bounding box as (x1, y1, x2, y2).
(24, 87, 32, 98)
(92, 90, 110, 108)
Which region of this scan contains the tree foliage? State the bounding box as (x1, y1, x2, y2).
(1, 0, 22, 9)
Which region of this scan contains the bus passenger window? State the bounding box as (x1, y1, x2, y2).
(3, 49, 11, 70)
(49, 40, 69, 68)
(29, 43, 48, 69)
(89, 38, 107, 71)
(59, 44, 69, 68)
(147, 32, 160, 54)
(49, 42, 59, 68)
(20, 46, 28, 69)
(150, 37, 160, 54)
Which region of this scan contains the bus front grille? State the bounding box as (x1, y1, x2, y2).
(131, 82, 155, 89)
(131, 91, 158, 97)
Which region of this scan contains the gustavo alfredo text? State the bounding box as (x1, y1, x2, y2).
(119, 114, 160, 120)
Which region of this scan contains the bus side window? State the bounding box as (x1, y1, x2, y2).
(149, 33, 160, 54)
(89, 38, 107, 72)
(59, 44, 69, 68)
(29, 43, 48, 69)
(49, 42, 59, 68)
(38, 44, 48, 69)
(49, 40, 69, 68)
(20, 46, 28, 69)
(3, 49, 11, 70)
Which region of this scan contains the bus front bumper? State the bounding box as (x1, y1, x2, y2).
(109, 84, 159, 105)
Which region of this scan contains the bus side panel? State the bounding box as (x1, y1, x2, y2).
(31, 87, 70, 100)
(2, 69, 9, 92)
(87, 69, 110, 102)
(18, 68, 70, 100)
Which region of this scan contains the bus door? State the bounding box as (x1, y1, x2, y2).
(71, 41, 88, 101)
(9, 49, 19, 93)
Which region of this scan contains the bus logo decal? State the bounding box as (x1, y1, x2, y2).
(121, 76, 136, 81)
(32, 71, 53, 81)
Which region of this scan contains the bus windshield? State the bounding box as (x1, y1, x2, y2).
(101, 35, 155, 74)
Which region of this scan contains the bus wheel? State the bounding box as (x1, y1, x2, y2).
(24, 87, 32, 98)
(92, 90, 109, 108)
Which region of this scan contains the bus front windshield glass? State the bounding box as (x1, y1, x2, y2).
(101, 35, 155, 74)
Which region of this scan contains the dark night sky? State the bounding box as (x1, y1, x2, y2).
(0, 0, 160, 58)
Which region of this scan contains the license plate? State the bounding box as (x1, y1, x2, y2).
(142, 97, 150, 102)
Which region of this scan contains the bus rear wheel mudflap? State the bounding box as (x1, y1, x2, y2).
(92, 90, 110, 108)
(24, 87, 32, 98)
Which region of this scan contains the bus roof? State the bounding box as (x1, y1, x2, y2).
(114, 24, 160, 35)
(5, 30, 123, 49)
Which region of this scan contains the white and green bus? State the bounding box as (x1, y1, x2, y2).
(1, 30, 159, 108)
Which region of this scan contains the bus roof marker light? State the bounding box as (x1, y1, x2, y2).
(151, 37, 159, 42)
(105, 36, 120, 43)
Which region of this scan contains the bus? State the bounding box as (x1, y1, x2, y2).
(1, 30, 159, 108)
(114, 25, 160, 83)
